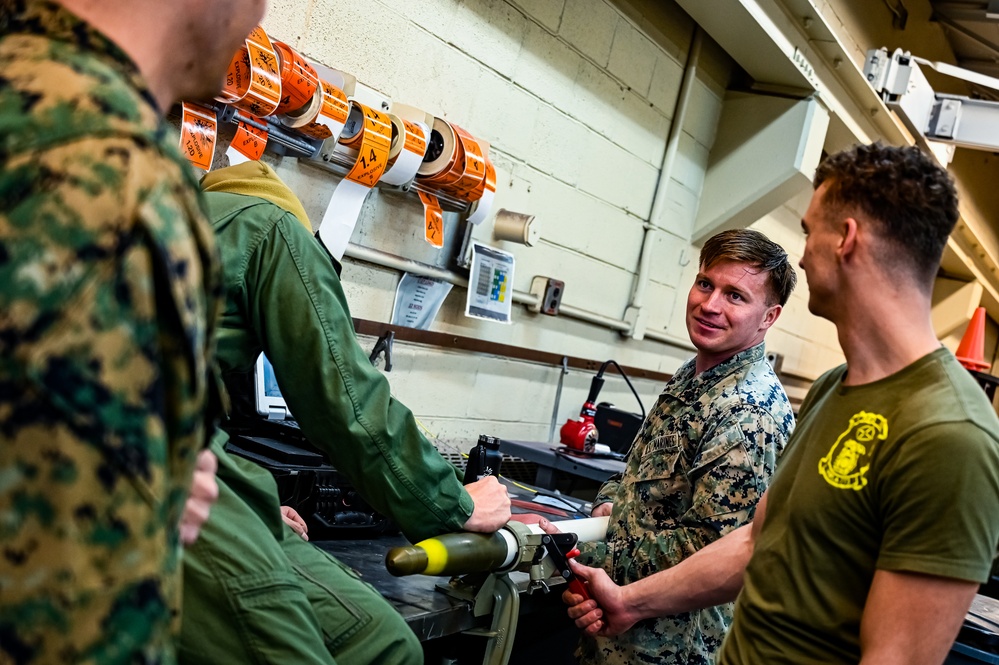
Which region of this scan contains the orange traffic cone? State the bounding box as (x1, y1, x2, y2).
(956, 306, 991, 372)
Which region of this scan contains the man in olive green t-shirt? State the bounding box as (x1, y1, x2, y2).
(555, 143, 999, 665)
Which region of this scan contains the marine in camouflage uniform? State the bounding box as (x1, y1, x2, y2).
(578, 342, 793, 664)
(0, 2, 221, 662)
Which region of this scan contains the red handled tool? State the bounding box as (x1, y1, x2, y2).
(541, 532, 591, 601)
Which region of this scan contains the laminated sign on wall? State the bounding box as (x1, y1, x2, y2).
(391, 273, 453, 330)
(465, 243, 515, 324)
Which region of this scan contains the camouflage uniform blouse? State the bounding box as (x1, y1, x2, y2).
(0, 2, 221, 663)
(579, 343, 794, 665)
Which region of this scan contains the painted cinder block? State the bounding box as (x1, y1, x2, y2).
(670, 132, 709, 194)
(683, 78, 724, 148)
(446, 0, 528, 75)
(576, 131, 658, 215)
(513, 22, 583, 112)
(650, 177, 699, 238)
(645, 230, 692, 290)
(607, 20, 658, 97)
(468, 72, 542, 158)
(506, 0, 566, 32)
(648, 51, 685, 115)
(559, 0, 618, 66)
(500, 166, 643, 271)
(261, 0, 310, 47)
(525, 105, 588, 187)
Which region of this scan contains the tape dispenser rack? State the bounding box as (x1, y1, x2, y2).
(178, 24, 496, 222)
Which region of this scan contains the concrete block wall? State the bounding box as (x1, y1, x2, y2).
(252, 0, 844, 447)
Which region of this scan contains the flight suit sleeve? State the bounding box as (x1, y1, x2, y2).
(236, 212, 473, 543)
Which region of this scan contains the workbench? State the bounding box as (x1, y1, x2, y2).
(498, 439, 625, 490)
(314, 478, 588, 664)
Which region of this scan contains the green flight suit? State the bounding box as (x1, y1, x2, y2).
(0, 2, 221, 662)
(179, 162, 474, 664)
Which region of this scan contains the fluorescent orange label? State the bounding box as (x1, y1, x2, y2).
(180, 102, 217, 171)
(344, 104, 392, 188)
(401, 119, 428, 156)
(231, 121, 268, 161)
(297, 81, 349, 140)
(274, 41, 319, 115)
(449, 125, 486, 197)
(419, 190, 444, 248)
(466, 157, 495, 202)
(221, 48, 251, 99)
(218, 25, 281, 117)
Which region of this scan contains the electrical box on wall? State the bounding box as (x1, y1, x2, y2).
(530, 276, 564, 316)
(766, 351, 784, 374)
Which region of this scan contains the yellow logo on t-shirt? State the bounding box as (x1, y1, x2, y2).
(818, 411, 888, 490)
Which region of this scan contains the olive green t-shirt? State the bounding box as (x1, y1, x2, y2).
(720, 348, 999, 664)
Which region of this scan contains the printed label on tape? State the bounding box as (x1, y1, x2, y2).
(180, 102, 217, 171)
(419, 190, 444, 248)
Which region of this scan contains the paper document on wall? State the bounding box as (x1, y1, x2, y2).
(465, 243, 514, 324)
(391, 273, 453, 330)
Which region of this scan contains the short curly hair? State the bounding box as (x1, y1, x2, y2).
(700, 229, 797, 306)
(813, 143, 958, 287)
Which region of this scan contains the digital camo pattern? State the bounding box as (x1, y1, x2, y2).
(0, 2, 221, 663)
(579, 343, 794, 665)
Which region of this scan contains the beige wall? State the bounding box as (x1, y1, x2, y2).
(239, 0, 848, 450)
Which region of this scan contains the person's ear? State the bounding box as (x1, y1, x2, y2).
(838, 217, 858, 261)
(760, 304, 782, 331)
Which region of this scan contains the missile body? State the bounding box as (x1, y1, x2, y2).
(385, 531, 515, 577)
(385, 516, 609, 577)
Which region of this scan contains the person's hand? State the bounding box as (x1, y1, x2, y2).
(508, 513, 545, 526)
(281, 506, 309, 541)
(537, 517, 562, 534)
(562, 560, 637, 637)
(462, 476, 511, 532)
(591, 502, 613, 518)
(180, 449, 219, 546)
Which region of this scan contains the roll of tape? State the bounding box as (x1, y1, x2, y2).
(417, 117, 458, 179)
(218, 26, 281, 117)
(281, 80, 349, 141)
(493, 209, 538, 246)
(380, 115, 429, 186)
(226, 121, 268, 165)
(466, 160, 496, 225)
(447, 124, 486, 197)
(417, 118, 488, 205)
(179, 102, 217, 171)
(273, 41, 319, 115)
(317, 102, 392, 260)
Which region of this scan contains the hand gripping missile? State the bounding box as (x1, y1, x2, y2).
(384, 516, 609, 580)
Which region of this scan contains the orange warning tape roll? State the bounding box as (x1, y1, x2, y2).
(337, 101, 393, 187)
(417, 118, 487, 202)
(448, 124, 487, 198)
(388, 116, 428, 165)
(282, 80, 350, 140)
(273, 41, 319, 115)
(218, 26, 281, 117)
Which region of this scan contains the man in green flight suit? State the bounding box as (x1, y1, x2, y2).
(178, 160, 511, 665)
(0, 0, 263, 662)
